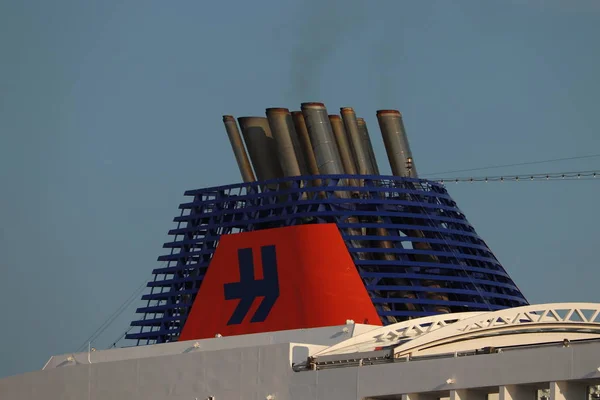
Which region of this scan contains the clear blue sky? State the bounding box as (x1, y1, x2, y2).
(1, 0, 599, 378)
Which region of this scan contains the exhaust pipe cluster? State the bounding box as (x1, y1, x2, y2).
(222, 102, 416, 184)
(222, 102, 449, 318)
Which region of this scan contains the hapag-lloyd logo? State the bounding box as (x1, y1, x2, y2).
(223, 245, 280, 325)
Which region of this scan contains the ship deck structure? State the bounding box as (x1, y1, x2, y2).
(3, 303, 600, 399)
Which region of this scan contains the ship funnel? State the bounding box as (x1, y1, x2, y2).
(237, 117, 284, 181)
(266, 108, 304, 177)
(129, 103, 530, 345)
(376, 110, 417, 178)
(301, 102, 344, 175)
(222, 115, 256, 183)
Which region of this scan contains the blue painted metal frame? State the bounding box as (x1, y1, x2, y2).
(126, 175, 528, 345)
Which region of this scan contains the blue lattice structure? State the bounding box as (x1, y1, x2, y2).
(127, 175, 528, 345)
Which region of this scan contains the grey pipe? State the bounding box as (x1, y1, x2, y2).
(357, 115, 417, 315)
(328, 115, 357, 175)
(376, 110, 418, 178)
(376, 110, 449, 312)
(237, 116, 284, 182)
(222, 115, 256, 183)
(266, 108, 302, 177)
(291, 111, 320, 176)
(357, 117, 380, 175)
(301, 102, 344, 175)
(341, 107, 371, 175)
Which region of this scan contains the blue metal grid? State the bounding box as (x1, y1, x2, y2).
(126, 175, 528, 345)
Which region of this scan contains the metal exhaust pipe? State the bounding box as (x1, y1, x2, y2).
(292, 111, 322, 196)
(336, 111, 404, 318)
(330, 114, 360, 193)
(329, 115, 357, 175)
(301, 102, 344, 175)
(377, 110, 449, 313)
(376, 110, 417, 178)
(354, 114, 418, 315)
(222, 115, 256, 183)
(291, 111, 320, 177)
(341, 107, 370, 175)
(266, 108, 302, 177)
(237, 117, 284, 182)
(357, 118, 380, 175)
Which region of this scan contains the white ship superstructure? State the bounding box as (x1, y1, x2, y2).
(3, 303, 600, 399)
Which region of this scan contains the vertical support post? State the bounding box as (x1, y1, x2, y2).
(402, 394, 440, 400)
(451, 389, 488, 400)
(550, 381, 587, 400)
(400, 393, 438, 400)
(499, 385, 538, 400)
